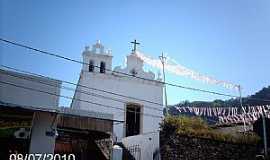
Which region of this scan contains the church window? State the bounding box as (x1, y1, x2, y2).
(89, 60, 94, 72)
(100, 61, 106, 73)
(126, 104, 141, 137)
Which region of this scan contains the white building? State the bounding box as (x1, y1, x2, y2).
(71, 40, 164, 160)
(0, 68, 115, 160)
(0, 69, 61, 109)
(0, 69, 62, 154)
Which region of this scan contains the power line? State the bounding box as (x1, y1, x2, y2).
(2, 38, 269, 104)
(0, 80, 163, 119)
(1, 64, 164, 107)
(167, 83, 237, 98)
(0, 38, 239, 98)
(0, 38, 159, 82)
(0, 68, 164, 112)
(4, 66, 269, 107)
(5, 68, 270, 110)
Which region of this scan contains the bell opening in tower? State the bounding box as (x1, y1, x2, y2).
(100, 61, 106, 73)
(89, 60, 94, 72)
(125, 104, 141, 137)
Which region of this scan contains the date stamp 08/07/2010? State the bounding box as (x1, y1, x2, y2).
(9, 154, 76, 160)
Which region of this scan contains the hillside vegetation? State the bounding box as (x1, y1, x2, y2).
(168, 86, 270, 115)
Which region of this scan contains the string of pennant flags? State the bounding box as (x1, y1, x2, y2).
(134, 51, 270, 128)
(175, 105, 270, 125)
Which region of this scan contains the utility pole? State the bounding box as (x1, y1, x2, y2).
(262, 113, 268, 158)
(238, 85, 246, 132)
(159, 52, 168, 116)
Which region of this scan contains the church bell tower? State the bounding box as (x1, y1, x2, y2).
(82, 40, 113, 74)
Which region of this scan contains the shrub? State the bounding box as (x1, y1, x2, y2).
(160, 116, 260, 144)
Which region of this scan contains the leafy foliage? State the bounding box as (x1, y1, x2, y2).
(160, 116, 260, 144)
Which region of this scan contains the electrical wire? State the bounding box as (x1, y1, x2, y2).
(0, 38, 239, 98)
(3, 39, 270, 105)
(1, 65, 164, 107)
(0, 80, 163, 119)
(0, 68, 164, 112)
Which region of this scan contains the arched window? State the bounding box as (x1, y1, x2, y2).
(100, 61, 106, 73)
(89, 60, 94, 72)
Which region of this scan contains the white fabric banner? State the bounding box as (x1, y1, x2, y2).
(135, 51, 239, 90)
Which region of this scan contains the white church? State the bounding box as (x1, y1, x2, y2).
(71, 40, 164, 160)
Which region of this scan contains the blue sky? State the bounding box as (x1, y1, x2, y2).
(1, 0, 270, 106)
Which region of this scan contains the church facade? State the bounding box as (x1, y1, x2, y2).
(71, 40, 164, 159)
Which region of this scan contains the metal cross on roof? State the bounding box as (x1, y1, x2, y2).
(130, 39, 140, 52)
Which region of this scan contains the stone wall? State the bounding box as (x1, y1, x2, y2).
(160, 134, 257, 160)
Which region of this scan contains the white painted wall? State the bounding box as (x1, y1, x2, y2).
(71, 42, 164, 160)
(72, 71, 163, 140)
(71, 42, 164, 143)
(0, 69, 61, 108)
(122, 132, 160, 160)
(113, 145, 123, 160)
(29, 112, 57, 155)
